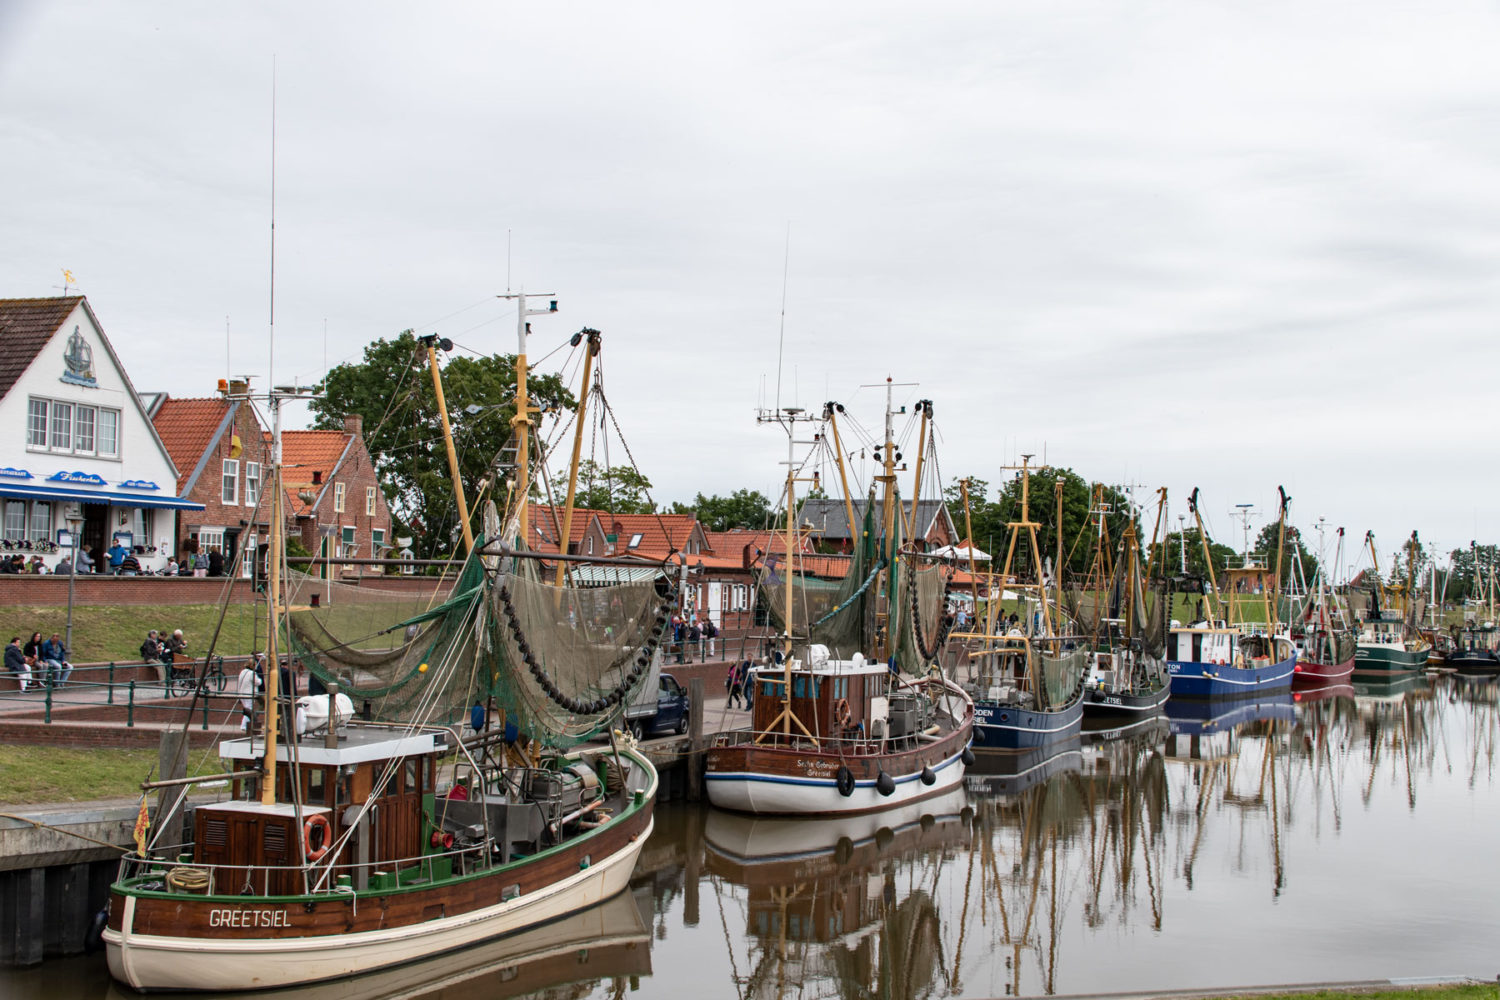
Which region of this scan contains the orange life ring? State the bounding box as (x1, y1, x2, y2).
(304, 814, 332, 862)
(834, 698, 853, 729)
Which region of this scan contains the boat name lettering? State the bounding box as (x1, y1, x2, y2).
(797, 758, 837, 775)
(1102, 696, 1122, 706)
(208, 908, 290, 929)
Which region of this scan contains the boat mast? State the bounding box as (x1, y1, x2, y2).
(1144, 486, 1168, 583)
(822, 402, 859, 544)
(554, 329, 600, 588)
(1271, 486, 1289, 633)
(903, 400, 932, 542)
(498, 291, 558, 548)
(421, 335, 473, 555)
(1365, 531, 1386, 617)
(256, 383, 315, 805)
(1187, 488, 1222, 622)
(756, 404, 818, 742)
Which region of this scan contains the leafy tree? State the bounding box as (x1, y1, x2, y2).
(1159, 529, 1238, 583)
(310, 330, 575, 558)
(946, 469, 1140, 580)
(1444, 544, 1498, 604)
(548, 460, 655, 515)
(1252, 522, 1320, 590)
(670, 489, 774, 532)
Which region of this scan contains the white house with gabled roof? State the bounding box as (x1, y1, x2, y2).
(0, 296, 202, 572)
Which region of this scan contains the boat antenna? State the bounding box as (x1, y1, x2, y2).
(267, 56, 276, 391)
(774, 223, 790, 414)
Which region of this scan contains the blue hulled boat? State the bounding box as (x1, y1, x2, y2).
(1165, 623, 1297, 698)
(952, 456, 1088, 752)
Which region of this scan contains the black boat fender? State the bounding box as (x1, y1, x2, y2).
(875, 770, 896, 796)
(836, 765, 856, 797)
(920, 765, 936, 785)
(961, 746, 976, 766)
(84, 906, 108, 953)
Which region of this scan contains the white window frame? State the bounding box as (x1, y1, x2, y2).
(244, 462, 261, 508)
(365, 486, 376, 516)
(241, 534, 257, 578)
(96, 408, 119, 458)
(26, 397, 120, 457)
(334, 482, 346, 514)
(27, 399, 48, 448)
(27, 501, 51, 543)
(371, 528, 385, 559)
(74, 405, 96, 454)
(3, 500, 26, 542)
(50, 401, 72, 451)
(222, 459, 239, 505)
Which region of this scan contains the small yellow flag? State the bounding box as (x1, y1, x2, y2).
(132, 796, 150, 855)
(229, 433, 243, 459)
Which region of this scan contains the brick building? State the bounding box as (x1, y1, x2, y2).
(148, 393, 273, 574)
(279, 415, 393, 574)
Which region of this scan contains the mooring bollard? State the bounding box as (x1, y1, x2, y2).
(202, 695, 210, 731)
(107, 662, 116, 704)
(127, 680, 135, 727)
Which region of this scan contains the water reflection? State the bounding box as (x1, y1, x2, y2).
(702, 790, 970, 1000)
(6, 676, 1497, 998)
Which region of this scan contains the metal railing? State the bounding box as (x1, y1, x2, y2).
(0, 655, 249, 729)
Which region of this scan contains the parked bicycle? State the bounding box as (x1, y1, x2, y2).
(165, 655, 228, 698)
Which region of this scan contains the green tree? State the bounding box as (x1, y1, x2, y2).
(310, 331, 575, 558)
(670, 489, 774, 531)
(1252, 522, 1320, 590)
(1445, 543, 1497, 604)
(549, 460, 656, 514)
(946, 470, 1140, 580)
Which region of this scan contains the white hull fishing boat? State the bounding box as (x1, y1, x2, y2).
(705, 386, 974, 816)
(106, 301, 668, 992)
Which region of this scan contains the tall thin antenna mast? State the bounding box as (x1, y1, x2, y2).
(506, 229, 512, 293)
(268, 56, 277, 389)
(774, 223, 790, 413)
(225, 316, 231, 386)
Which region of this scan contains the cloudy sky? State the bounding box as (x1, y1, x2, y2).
(3, 2, 1497, 571)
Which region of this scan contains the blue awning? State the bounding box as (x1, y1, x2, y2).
(0, 482, 203, 511)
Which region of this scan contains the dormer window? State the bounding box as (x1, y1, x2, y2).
(627, 532, 643, 549)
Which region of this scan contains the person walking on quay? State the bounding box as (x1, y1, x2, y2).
(703, 616, 718, 659)
(5, 636, 33, 691)
(237, 654, 263, 732)
(207, 547, 225, 577)
(40, 632, 72, 688)
(687, 618, 701, 664)
(727, 659, 745, 709)
(672, 614, 685, 664)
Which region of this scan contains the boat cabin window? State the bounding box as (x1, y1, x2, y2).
(307, 767, 325, 804)
(404, 759, 419, 794)
(1191, 634, 1203, 661)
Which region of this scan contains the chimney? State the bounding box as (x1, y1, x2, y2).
(343, 413, 363, 437)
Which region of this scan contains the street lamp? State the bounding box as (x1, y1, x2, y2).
(57, 525, 79, 654)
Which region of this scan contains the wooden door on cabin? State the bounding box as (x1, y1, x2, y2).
(372, 758, 425, 865)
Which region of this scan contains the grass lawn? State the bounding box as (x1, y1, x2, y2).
(1, 603, 272, 663)
(1237, 988, 1498, 1000)
(0, 744, 227, 805)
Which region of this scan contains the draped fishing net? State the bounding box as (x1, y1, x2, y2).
(761, 503, 879, 659)
(282, 531, 674, 748)
(896, 554, 953, 673)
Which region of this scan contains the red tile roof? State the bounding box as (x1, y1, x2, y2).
(280, 429, 353, 515)
(524, 505, 605, 553)
(0, 296, 82, 400)
(152, 397, 233, 493)
(598, 513, 699, 561)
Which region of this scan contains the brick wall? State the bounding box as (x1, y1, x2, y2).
(181, 402, 275, 554)
(296, 420, 394, 577)
(0, 575, 261, 606)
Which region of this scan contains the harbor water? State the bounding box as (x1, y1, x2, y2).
(5, 672, 1497, 998)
